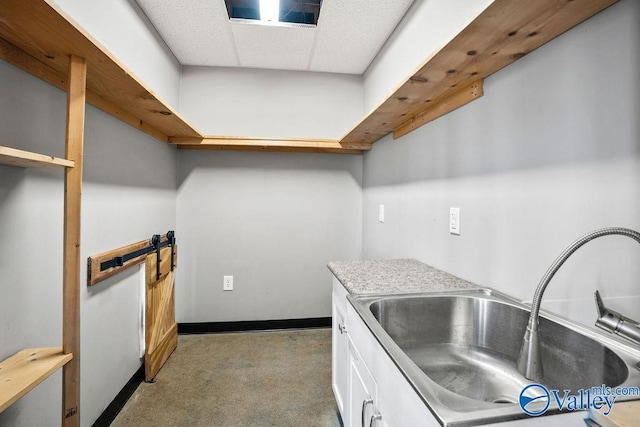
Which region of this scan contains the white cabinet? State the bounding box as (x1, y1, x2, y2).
(332, 278, 349, 416)
(344, 291, 432, 427)
(332, 276, 437, 427)
(333, 277, 388, 427)
(349, 336, 380, 427)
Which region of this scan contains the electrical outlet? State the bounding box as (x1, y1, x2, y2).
(449, 207, 460, 235)
(223, 275, 233, 291)
(379, 204, 385, 223)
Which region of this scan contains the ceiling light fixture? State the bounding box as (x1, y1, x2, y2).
(225, 0, 321, 27)
(260, 0, 280, 22)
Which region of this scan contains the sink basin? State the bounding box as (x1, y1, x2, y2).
(349, 289, 640, 426)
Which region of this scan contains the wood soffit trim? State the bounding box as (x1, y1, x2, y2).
(0, 0, 618, 153)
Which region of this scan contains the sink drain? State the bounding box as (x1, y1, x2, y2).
(491, 396, 517, 404)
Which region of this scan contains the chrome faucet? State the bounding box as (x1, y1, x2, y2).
(517, 227, 640, 381)
(594, 290, 640, 345)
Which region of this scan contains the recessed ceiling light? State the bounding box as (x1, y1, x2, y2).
(224, 0, 322, 27)
(259, 0, 279, 22)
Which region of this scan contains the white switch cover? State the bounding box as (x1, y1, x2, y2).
(223, 276, 233, 291)
(379, 204, 385, 223)
(450, 207, 460, 235)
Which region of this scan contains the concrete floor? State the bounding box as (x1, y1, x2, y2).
(112, 328, 340, 427)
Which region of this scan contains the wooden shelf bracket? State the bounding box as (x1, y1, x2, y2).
(393, 80, 484, 139)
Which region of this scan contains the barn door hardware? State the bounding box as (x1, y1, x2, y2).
(150, 232, 175, 280)
(87, 231, 176, 286)
(151, 234, 162, 281)
(167, 230, 176, 271)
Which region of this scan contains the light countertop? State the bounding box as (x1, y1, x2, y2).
(327, 258, 478, 295)
(590, 401, 640, 426)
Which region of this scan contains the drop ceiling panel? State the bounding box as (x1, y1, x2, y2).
(231, 22, 316, 71)
(136, 0, 238, 66)
(310, 0, 415, 74)
(135, 0, 417, 74)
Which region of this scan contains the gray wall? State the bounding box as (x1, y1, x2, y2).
(362, 0, 640, 326)
(0, 59, 177, 426)
(176, 65, 364, 323)
(180, 66, 363, 138)
(176, 150, 362, 322)
(2, 1, 637, 425)
(1, 3, 181, 423)
(55, 0, 181, 108)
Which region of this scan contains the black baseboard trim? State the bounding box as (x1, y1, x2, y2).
(178, 317, 332, 334)
(92, 364, 144, 427)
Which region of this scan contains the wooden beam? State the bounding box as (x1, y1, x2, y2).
(173, 136, 371, 154)
(178, 144, 365, 155)
(87, 233, 174, 287)
(340, 0, 617, 145)
(393, 80, 483, 139)
(0, 37, 170, 143)
(84, 91, 169, 143)
(0, 348, 73, 413)
(1, 27, 355, 154)
(0, 0, 202, 140)
(62, 55, 85, 427)
(0, 0, 618, 152)
(0, 37, 67, 91)
(0, 146, 74, 168)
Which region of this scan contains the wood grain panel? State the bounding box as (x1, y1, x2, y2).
(0, 37, 170, 142)
(144, 246, 178, 382)
(62, 55, 85, 427)
(0, 0, 618, 153)
(87, 233, 173, 286)
(341, 0, 617, 144)
(0, 146, 74, 168)
(393, 80, 484, 139)
(173, 136, 371, 154)
(0, 348, 72, 413)
(591, 401, 640, 427)
(0, 0, 201, 140)
(177, 144, 365, 155)
(0, 37, 67, 91)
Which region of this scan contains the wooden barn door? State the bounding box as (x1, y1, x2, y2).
(144, 245, 178, 382)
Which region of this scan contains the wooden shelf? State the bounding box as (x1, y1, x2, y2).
(172, 136, 372, 155)
(0, 0, 202, 143)
(0, 348, 73, 413)
(341, 0, 617, 144)
(0, 0, 619, 154)
(0, 146, 74, 168)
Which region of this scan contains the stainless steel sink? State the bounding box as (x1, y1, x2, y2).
(349, 289, 640, 426)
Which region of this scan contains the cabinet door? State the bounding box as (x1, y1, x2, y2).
(332, 293, 349, 418)
(349, 337, 379, 427)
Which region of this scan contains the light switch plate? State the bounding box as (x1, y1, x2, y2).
(223, 275, 233, 291)
(450, 207, 460, 235)
(379, 204, 385, 223)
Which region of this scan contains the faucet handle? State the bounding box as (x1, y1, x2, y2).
(594, 290, 640, 345)
(594, 290, 606, 318)
(595, 290, 623, 332)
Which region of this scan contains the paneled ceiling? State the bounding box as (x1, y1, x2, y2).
(135, 0, 415, 75)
